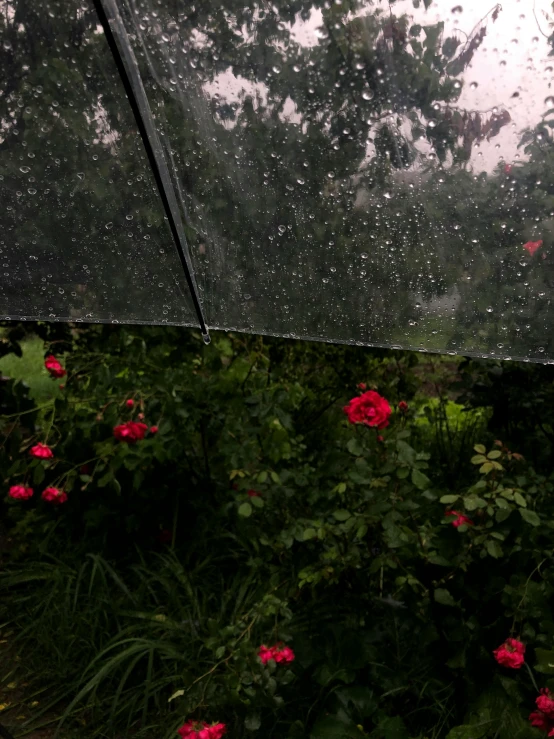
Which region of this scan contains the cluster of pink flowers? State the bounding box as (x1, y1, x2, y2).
(343, 390, 391, 429)
(531, 689, 554, 735)
(9, 484, 67, 505)
(492, 638, 554, 733)
(523, 239, 543, 256)
(44, 355, 66, 379)
(177, 721, 226, 738)
(258, 643, 295, 665)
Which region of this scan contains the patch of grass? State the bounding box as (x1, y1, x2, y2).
(0, 337, 61, 405)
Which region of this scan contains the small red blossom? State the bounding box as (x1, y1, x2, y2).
(445, 510, 474, 528)
(247, 489, 261, 498)
(530, 711, 551, 732)
(149, 426, 159, 435)
(377, 435, 384, 443)
(398, 401, 409, 413)
(357, 382, 367, 390)
(41, 487, 68, 505)
(44, 354, 66, 379)
(258, 643, 295, 665)
(177, 721, 226, 738)
(138, 412, 145, 420)
(344, 390, 391, 429)
(504, 164, 512, 175)
(8, 484, 34, 500)
(125, 398, 135, 408)
(493, 638, 525, 669)
(523, 239, 543, 256)
(537, 689, 554, 719)
(113, 421, 148, 443)
(29, 443, 53, 459)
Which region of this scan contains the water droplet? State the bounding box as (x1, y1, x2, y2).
(292, 64, 301, 72)
(278, 225, 286, 234)
(19, 166, 30, 173)
(469, 81, 478, 89)
(362, 89, 374, 101)
(545, 96, 554, 106)
(77, 172, 84, 180)
(105, 222, 113, 230)
(486, 307, 494, 313)
(361, 253, 368, 260)
(383, 192, 393, 199)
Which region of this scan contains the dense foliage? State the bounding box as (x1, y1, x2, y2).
(2, 322, 554, 739)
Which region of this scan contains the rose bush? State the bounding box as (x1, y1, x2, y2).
(1, 323, 554, 739)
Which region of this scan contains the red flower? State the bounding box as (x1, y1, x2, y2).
(343, 390, 391, 429)
(149, 426, 159, 434)
(41, 487, 68, 505)
(377, 435, 384, 442)
(493, 638, 525, 669)
(44, 354, 66, 379)
(8, 484, 34, 500)
(398, 401, 409, 413)
(113, 421, 148, 443)
(247, 489, 261, 498)
(125, 399, 135, 408)
(523, 239, 543, 256)
(258, 643, 295, 665)
(177, 722, 226, 738)
(445, 510, 474, 528)
(504, 164, 512, 175)
(29, 443, 54, 459)
(357, 382, 367, 390)
(530, 711, 551, 732)
(537, 689, 554, 718)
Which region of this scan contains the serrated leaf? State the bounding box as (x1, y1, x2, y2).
(333, 509, 351, 521)
(238, 502, 252, 518)
(520, 508, 540, 526)
(480, 462, 494, 474)
(471, 454, 487, 464)
(411, 468, 430, 490)
(486, 539, 503, 558)
(435, 588, 456, 607)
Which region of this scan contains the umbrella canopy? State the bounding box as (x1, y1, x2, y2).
(1, 0, 553, 361)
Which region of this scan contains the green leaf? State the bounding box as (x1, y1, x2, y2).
(347, 438, 364, 456)
(250, 495, 264, 508)
(411, 468, 430, 490)
(446, 724, 488, 739)
(479, 462, 494, 474)
(270, 471, 280, 484)
(434, 588, 456, 607)
(440, 494, 459, 504)
(464, 495, 486, 511)
(487, 450, 502, 460)
(257, 471, 268, 483)
(474, 444, 486, 454)
(245, 714, 262, 731)
(514, 492, 526, 507)
(520, 509, 540, 526)
(303, 528, 317, 540)
(535, 648, 554, 675)
(333, 509, 351, 521)
(471, 454, 487, 464)
(486, 540, 503, 558)
(238, 502, 252, 518)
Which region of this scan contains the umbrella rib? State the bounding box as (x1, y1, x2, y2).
(91, 0, 210, 342)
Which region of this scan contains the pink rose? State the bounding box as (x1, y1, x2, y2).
(258, 643, 295, 665)
(537, 689, 554, 718)
(29, 443, 54, 459)
(113, 421, 148, 443)
(41, 487, 68, 505)
(445, 510, 474, 528)
(44, 354, 66, 378)
(493, 638, 525, 669)
(8, 484, 34, 500)
(523, 239, 543, 256)
(343, 390, 391, 429)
